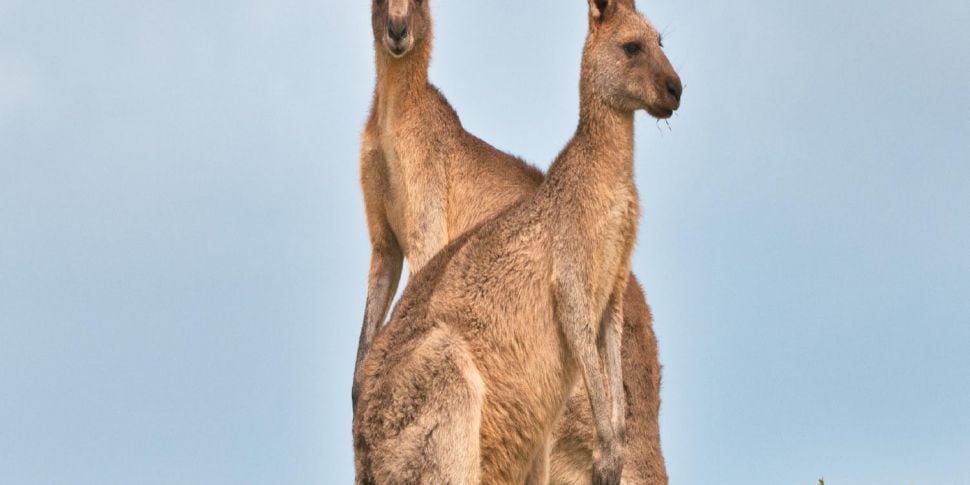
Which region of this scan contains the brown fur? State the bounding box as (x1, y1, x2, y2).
(353, 1, 682, 484)
(353, 0, 544, 401)
(548, 280, 667, 485)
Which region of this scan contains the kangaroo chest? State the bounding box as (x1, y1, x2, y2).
(578, 185, 640, 304)
(377, 126, 413, 255)
(376, 106, 443, 258)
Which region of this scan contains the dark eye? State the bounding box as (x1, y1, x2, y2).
(658, 35, 664, 48)
(622, 42, 642, 56)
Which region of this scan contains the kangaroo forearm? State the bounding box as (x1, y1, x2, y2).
(559, 309, 616, 449)
(556, 274, 618, 444)
(354, 246, 403, 384)
(603, 308, 626, 438)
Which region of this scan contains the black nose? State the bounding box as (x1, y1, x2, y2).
(666, 78, 683, 103)
(388, 22, 408, 43)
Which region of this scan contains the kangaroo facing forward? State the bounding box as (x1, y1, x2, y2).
(353, 1, 682, 483)
(353, 0, 543, 401)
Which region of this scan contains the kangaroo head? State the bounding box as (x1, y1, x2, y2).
(582, 0, 682, 118)
(371, 0, 431, 59)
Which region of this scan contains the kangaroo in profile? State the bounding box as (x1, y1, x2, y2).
(353, 0, 682, 483)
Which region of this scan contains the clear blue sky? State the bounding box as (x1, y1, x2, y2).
(2, 1, 968, 484)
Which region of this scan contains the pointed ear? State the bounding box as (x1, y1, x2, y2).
(588, 0, 613, 22)
(588, 0, 635, 22)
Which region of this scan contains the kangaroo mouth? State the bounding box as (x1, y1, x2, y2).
(384, 37, 412, 58)
(645, 96, 679, 119)
(646, 105, 675, 119)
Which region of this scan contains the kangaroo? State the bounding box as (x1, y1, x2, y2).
(353, 0, 544, 403)
(356, 0, 675, 483)
(353, 0, 682, 483)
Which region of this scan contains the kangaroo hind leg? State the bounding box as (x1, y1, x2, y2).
(374, 329, 484, 484)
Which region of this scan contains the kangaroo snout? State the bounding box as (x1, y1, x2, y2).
(388, 20, 408, 44)
(665, 77, 683, 104)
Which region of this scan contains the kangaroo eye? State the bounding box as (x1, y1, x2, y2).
(658, 35, 664, 48)
(622, 42, 642, 56)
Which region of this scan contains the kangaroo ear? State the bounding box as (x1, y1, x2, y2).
(588, 0, 612, 21)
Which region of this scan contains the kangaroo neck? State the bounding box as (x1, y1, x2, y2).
(545, 98, 636, 196)
(374, 41, 433, 122)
